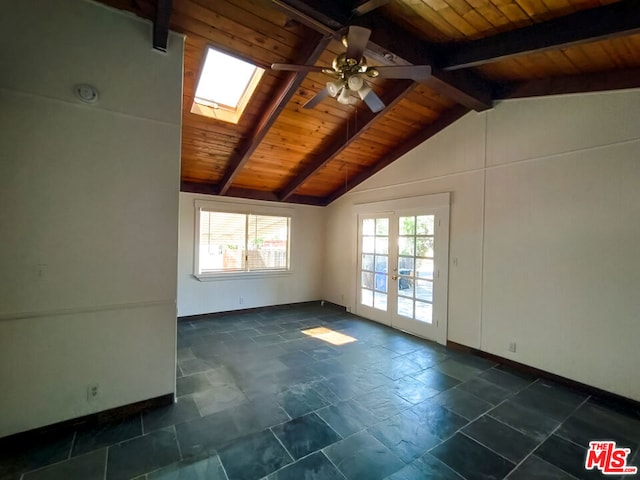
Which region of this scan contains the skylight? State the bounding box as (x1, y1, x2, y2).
(191, 47, 264, 124)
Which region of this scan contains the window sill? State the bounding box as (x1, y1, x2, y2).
(194, 270, 293, 282)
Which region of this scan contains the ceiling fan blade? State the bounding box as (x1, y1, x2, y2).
(372, 65, 432, 80)
(271, 63, 326, 73)
(362, 89, 385, 113)
(303, 87, 330, 109)
(345, 26, 371, 63)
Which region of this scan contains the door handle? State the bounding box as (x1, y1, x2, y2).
(391, 275, 398, 280)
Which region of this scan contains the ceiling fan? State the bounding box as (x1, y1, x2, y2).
(272, 26, 432, 113)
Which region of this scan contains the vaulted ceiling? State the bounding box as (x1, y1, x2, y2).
(97, 0, 640, 205)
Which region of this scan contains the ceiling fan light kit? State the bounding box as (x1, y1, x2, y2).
(271, 26, 431, 113)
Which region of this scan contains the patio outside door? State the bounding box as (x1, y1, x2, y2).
(356, 195, 449, 345)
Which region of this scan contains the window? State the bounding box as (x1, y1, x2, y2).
(195, 203, 291, 279)
(191, 47, 264, 124)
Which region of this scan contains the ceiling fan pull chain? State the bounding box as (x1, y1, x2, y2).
(345, 162, 348, 192)
(346, 111, 349, 143)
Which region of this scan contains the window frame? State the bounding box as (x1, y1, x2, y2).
(193, 200, 293, 281)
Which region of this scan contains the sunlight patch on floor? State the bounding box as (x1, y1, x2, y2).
(301, 327, 357, 346)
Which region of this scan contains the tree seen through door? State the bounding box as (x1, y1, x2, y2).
(397, 215, 434, 323)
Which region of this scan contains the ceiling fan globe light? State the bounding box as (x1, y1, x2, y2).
(337, 88, 351, 105)
(327, 81, 342, 97)
(348, 75, 364, 91)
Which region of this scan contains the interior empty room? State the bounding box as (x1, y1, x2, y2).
(1, 1, 639, 479)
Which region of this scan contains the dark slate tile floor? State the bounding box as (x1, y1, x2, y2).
(2, 304, 640, 480)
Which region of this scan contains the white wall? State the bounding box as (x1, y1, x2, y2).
(177, 193, 325, 317)
(0, 0, 184, 436)
(324, 112, 486, 348)
(324, 90, 640, 402)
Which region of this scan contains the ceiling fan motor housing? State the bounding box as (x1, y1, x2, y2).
(332, 53, 368, 79)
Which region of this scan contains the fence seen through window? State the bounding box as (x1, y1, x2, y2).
(198, 210, 290, 274)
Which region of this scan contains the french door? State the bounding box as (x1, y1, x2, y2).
(356, 199, 449, 345)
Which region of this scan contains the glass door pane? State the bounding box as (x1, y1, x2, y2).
(360, 217, 389, 312)
(396, 215, 434, 323)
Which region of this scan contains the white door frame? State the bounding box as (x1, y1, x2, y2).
(353, 193, 450, 345)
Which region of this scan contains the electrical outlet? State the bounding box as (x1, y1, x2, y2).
(87, 383, 99, 402)
(239, 297, 244, 305)
(508, 342, 517, 353)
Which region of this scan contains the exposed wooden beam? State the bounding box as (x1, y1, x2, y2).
(272, 0, 391, 67)
(353, 0, 391, 17)
(181, 180, 217, 196)
(217, 32, 332, 195)
(272, 0, 336, 35)
(424, 70, 491, 112)
(181, 181, 324, 206)
(153, 0, 173, 52)
(441, 0, 640, 71)
(279, 79, 416, 201)
(323, 105, 470, 205)
(352, 11, 493, 111)
(226, 187, 326, 206)
(495, 68, 640, 100)
(285, 0, 392, 22)
(272, 0, 349, 30)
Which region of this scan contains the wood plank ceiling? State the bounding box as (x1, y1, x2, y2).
(96, 0, 640, 205)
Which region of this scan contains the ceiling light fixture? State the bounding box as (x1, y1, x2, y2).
(337, 87, 351, 105)
(327, 80, 342, 97)
(272, 26, 431, 113)
(347, 75, 364, 91)
(325, 75, 376, 107)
